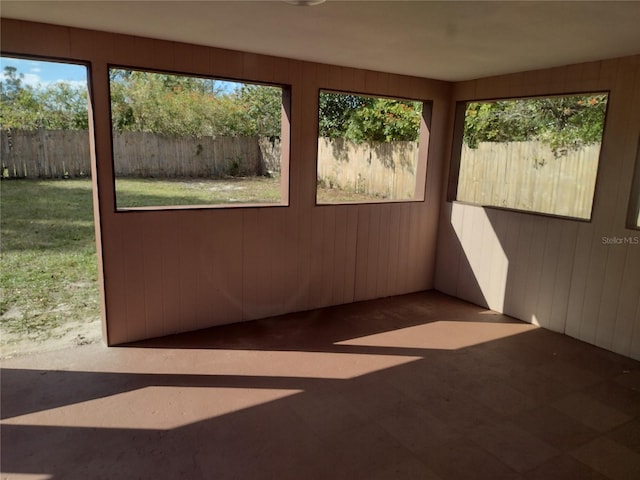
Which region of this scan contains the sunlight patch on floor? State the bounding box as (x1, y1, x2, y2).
(1, 386, 303, 430)
(336, 320, 537, 350)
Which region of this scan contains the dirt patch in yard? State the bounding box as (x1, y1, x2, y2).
(0, 310, 102, 359)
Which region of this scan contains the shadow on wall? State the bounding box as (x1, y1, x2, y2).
(436, 201, 640, 359)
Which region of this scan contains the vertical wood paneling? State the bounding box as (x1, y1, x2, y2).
(212, 213, 244, 324)
(177, 212, 201, 330)
(522, 217, 549, 326)
(534, 220, 563, 330)
(547, 221, 579, 333)
(454, 206, 484, 306)
(631, 298, 640, 359)
(141, 221, 167, 337)
(376, 204, 393, 297)
(270, 209, 293, 313)
(353, 206, 370, 302)
(364, 205, 382, 299)
(564, 222, 594, 338)
(596, 242, 632, 351)
(121, 217, 148, 341)
(308, 207, 327, 308)
(434, 202, 460, 295)
(416, 202, 435, 291)
(0, 20, 71, 58)
(243, 52, 276, 83)
(211, 47, 244, 79)
(485, 210, 509, 312)
(331, 207, 348, 305)
(475, 210, 498, 308)
(344, 207, 359, 303)
(1, 19, 453, 346)
(193, 213, 222, 330)
(593, 57, 640, 351)
(102, 224, 129, 343)
(396, 205, 412, 296)
(157, 218, 182, 336)
(386, 205, 402, 295)
(577, 58, 635, 345)
(319, 208, 337, 308)
(171, 41, 194, 74)
(437, 54, 640, 360)
(406, 204, 424, 292)
(242, 209, 267, 320)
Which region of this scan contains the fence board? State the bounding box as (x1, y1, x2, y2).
(0, 130, 281, 179)
(316, 137, 419, 200)
(2, 130, 601, 221)
(457, 142, 601, 219)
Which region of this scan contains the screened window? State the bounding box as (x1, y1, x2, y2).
(449, 93, 609, 220)
(109, 68, 289, 210)
(316, 90, 430, 204)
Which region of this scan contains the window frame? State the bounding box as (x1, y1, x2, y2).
(314, 88, 433, 206)
(107, 64, 292, 212)
(626, 134, 640, 230)
(447, 91, 611, 222)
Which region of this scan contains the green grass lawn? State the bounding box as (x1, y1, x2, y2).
(115, 176, 283, 208)
(115, 177, 382, 208)
(0, 176, 383, 351)
(0, 179, 100, 343)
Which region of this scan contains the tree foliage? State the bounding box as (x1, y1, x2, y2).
(108, 70, 282, 138)
(2, 63, 607, 151)
(319, 91, 422, 143)
(1, 66, 89, 130)
(1, 67, 283, 138)
(463, 94, 608, 152)
(3, 66, 424, 144)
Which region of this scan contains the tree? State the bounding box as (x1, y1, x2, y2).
(40, 82, 89, 130)
(463, 94, 607, 152)
(1, 65, 89, 131)
(235, 84, 282, 138)
(0, 66, 43, 130)
(108, 70, 283, 138)
(346, 98, 421, 143)
(319, 92, 373, 138)
(318, 91, 422, 143)
(109, 70, 218, 136)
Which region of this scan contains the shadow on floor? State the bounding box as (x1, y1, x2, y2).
(2, 291, 639, 480)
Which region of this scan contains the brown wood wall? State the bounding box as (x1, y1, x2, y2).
(4, 19, 637, 359)
(436, 56, 640, 360)
(1, 19, 450, 345)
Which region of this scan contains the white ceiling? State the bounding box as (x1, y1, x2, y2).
(2, 1, 640, 81)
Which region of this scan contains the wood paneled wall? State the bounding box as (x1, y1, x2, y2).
(1, 19, 450, 345)
(436, 56, 640, 360)
(4, 19, 637, 359)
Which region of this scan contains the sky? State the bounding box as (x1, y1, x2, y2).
(1, 56, 87, 88)
(0, 56, 245, 94)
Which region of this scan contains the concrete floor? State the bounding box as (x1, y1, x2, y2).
(1, 291, 639, 479)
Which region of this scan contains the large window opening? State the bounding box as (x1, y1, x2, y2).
(108, 68, 290, 210)
(0, 56, 100, 357)
(316, 90, 430, 204)
(449, 93, 609, 220)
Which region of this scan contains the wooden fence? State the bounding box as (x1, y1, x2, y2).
(112, 132, 274, 178)
(317, 137, 419, 200)
(0, 130, 281, 179)
(0, 131, 602, 217)
(1, 130, 92, 179)
(457, 142, 601, 219)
